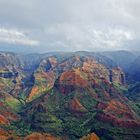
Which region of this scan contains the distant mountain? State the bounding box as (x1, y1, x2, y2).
(0, 52, 21, 68)
(101, 51, 137, 72)
(127, 82, 140, 102)
(128, 56, 140, 82)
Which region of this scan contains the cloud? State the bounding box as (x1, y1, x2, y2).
(0, 0, 139, 52)
(45, 24, 134, 51)
(89, 28, 133, 50)
(0, 27, 39, 46)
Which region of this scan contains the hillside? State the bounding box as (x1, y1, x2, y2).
(0, 51, 139, 140)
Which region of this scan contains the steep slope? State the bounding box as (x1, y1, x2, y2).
(125, 82, 140, 116)
(101, 51, 136, 72)
(21, 56, 140, 140)
(26, 56, 57, 102)
(128, 56, 140, 82)
(26, 54, 125, 102)
(127, 82, 140, 102)
(0, 51, 140, 140)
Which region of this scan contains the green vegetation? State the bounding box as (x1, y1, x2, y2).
(113, 83, 128, 94)
(78, 92, 98, 112)
(0, 52, 140, 140)
(5, 97, 22, 112)
(3, 120, 32, 137)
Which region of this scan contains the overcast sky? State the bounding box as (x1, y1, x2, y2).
(0, 0, 140, 53)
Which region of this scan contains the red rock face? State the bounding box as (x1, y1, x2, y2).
(54, 70, 89, 94)
(82, 58, 108, 79)
(68, 98, 88, 113)
(27, 70, 56, 102)
(0, 114, 9, 125)
(96, 100, 140, 128)
(25, 56, 140, 132)
(0, 129, 19, 140)
(24, 132, 59, 140)
(0, 93, 20, 126)
(27, 56, 126, 102)
(0, 104, 20, 124)
(59, 71, 88, 87)
(97, 102, 108, 110)
(110, 67, 126, 85)
(80, 133, 100, 140)
(0, 130, 59, 140)
(97, 113, 140, 128)
(27, 86, 39, 102)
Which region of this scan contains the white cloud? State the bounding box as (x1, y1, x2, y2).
(45, 23, 134, 51)
(88, 28, 133, 50)
(0, 27, 40, 46)
(0, 0, 139, 52)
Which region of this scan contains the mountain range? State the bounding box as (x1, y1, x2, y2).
(0, 50, 140, 140)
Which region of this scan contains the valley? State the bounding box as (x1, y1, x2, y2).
(0, 51, 140, 140)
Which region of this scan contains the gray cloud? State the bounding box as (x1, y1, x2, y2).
(0, 0, 140, 52)
(0, 27, 39, 46)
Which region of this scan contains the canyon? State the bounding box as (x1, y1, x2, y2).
(0, 51, 140, 140)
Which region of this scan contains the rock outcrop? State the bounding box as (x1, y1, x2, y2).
(80, 133, 100, 140)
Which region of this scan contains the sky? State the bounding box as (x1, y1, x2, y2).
(0, 0, 140, 53)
